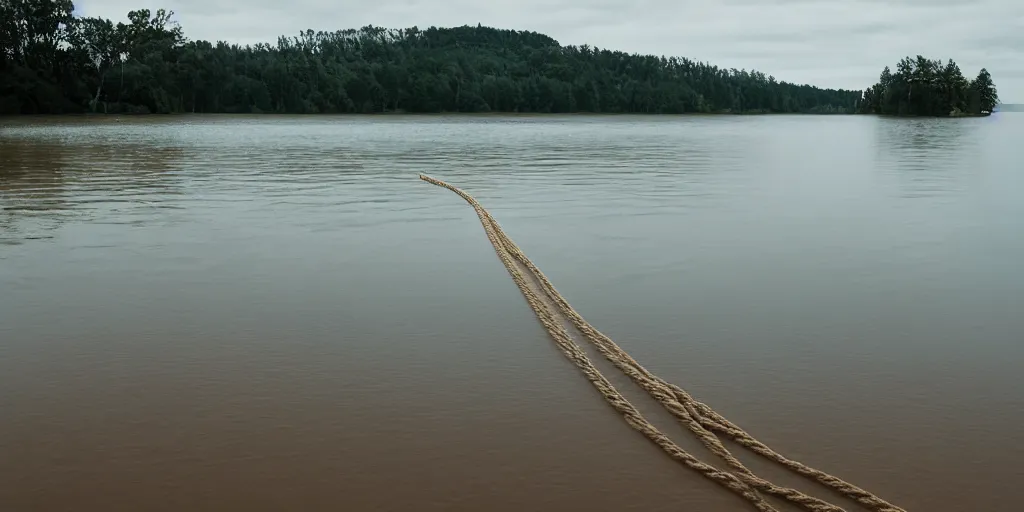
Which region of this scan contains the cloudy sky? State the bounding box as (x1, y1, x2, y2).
(77, 0, 1023, 101)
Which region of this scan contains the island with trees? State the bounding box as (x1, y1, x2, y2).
(0, 3, 999, 117)
(858, 56, 998, 116)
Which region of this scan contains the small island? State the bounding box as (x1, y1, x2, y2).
(0, 5, 1000, 117)
(858, 57, 999, 117)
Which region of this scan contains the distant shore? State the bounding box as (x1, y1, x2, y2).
(2, 111, 854, 122)
(3, 111, 1002, 121)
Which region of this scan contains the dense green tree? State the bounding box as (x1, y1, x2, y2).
(1, 0, 79, 113)
(1, 4, 868, 115)
(969, 68, 998, 114)
(2, 4, 991, 117)
(859, 56, 998, 116)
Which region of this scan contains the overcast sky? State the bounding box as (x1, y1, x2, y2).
(77, 0, 1023, 101)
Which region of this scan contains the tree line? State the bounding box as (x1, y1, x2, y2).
(0, 2, 997, 117)
(858, 56, 998, 116)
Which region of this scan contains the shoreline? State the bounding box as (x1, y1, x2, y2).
(3, 111, 859, 119)
(3, 111, 1003, 121)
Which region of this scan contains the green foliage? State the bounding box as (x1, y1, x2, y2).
(11, 4, 996, 117)
(859, 56, 998, 116)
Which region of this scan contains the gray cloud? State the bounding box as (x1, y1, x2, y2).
(77, 0, 1023, 100)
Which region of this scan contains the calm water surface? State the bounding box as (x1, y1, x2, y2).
(2, 114, 1023, 511)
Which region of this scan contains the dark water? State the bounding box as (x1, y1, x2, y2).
(2, 114, 1022, 511)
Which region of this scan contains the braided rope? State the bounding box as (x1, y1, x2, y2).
(421, 174, 906, 512)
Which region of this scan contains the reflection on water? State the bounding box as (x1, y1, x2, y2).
(1, 132, 187, 245)
(872, 117, 987, 198)
(2, 114, 1023, 512)
(1, 142, 69, 243)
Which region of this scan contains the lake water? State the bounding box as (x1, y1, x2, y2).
(1, 114, 1022, 511)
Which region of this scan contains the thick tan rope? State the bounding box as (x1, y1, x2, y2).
(420, 174, 907, 512)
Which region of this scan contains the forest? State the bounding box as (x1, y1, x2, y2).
(1, 2, 869, 115)
(0, 2, 997, 116)
(858, 56, 998, 116)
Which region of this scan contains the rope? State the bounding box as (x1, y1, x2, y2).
(420, 174, 908, 512)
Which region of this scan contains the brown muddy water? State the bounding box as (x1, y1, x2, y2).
(1, 114, 1023, 511)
